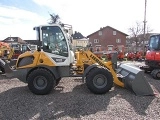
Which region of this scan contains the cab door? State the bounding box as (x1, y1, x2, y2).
(41, 25, 71, 66)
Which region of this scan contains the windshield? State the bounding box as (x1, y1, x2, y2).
(149, 35, 160, 50)
(42, 26, 68, 57)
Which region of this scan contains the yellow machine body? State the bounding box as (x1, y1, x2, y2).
(75, 50, 124, 87)
(3, 22, 154, 96)
(16, 51, 55, 69)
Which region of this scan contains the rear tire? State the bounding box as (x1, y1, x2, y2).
(86, 67, 113, 94)
(27, 68, 56, 95)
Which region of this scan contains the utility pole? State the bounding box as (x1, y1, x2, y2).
(143, 0, 147, 56)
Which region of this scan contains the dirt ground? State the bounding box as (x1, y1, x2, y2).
(0, 61, 160, 120)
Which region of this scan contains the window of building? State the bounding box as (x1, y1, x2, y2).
(107, 45, 113, 51)
(99, 31, 102, 36)
(89, 42, 92, 46)
(96, 47, 100, 51)
(113, 31, 116, 35)
(116, 39, 121, 43)
(94, 39, 99, 43)
(95, 45, 101, 51)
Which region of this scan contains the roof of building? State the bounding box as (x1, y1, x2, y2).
(72, 31, 86, 39)
(2, 37, 26, 44)
(87, 26, 129, 38)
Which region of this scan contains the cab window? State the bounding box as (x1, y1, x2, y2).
(149, 36, 159, 50)
(42, 26, 68, 57)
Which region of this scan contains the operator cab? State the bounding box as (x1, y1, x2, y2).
(146, 34, 160, 62)
(34, 24, 75, 65)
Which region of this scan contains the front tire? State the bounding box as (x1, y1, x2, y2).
(86, 67, 113, 94)
(27, 68, 56, 95)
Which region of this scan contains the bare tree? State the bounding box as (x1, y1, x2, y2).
(128, 22, 143, 52)
(128, 21, 152, 52)
(48, 13, 61, 24)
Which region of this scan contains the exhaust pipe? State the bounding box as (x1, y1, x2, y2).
(117, 63, 154, 96)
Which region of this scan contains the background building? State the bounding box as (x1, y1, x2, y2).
(87, 26, 128, 53)
(72, 31, 88, 51)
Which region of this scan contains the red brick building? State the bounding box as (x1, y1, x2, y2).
(87, 26, 128, 53)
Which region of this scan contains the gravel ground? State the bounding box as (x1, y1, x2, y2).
(0, 62, 160, 120)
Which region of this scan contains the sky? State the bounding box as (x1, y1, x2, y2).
(0, 0, 160, 40)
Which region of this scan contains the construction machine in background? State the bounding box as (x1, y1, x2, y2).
(116, 45, 125, 60)
(126, 51, 143, 61)
(11, 43, 31, 59)
(140, 34, 160, 79)
(0, 42, 15, 73)
(0, 42, 31, 74)
(94, 45, 125, 61)
(0, 42, 14, 60)
(126, 52, 135, 60)
(134, 51, 143, 61)
(3, 15, 154, 96)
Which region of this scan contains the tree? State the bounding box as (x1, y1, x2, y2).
(48, 13, 61, 25)
(128, 22, 143, 52)
(128, 21, 152, 53)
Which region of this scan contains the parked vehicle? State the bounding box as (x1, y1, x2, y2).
(3, 15, 154, 96)
(0, 42, 31, 74)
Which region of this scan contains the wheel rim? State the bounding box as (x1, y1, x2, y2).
(33, 76, 47, 90)
(93, 74, 107, 88)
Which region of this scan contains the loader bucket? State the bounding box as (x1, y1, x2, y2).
(4, 62, 14, 78)
(117, 63, 154, 96)
(0, 58, 14, 77)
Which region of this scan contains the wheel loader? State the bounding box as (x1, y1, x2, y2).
(3, 23, 154, 96)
